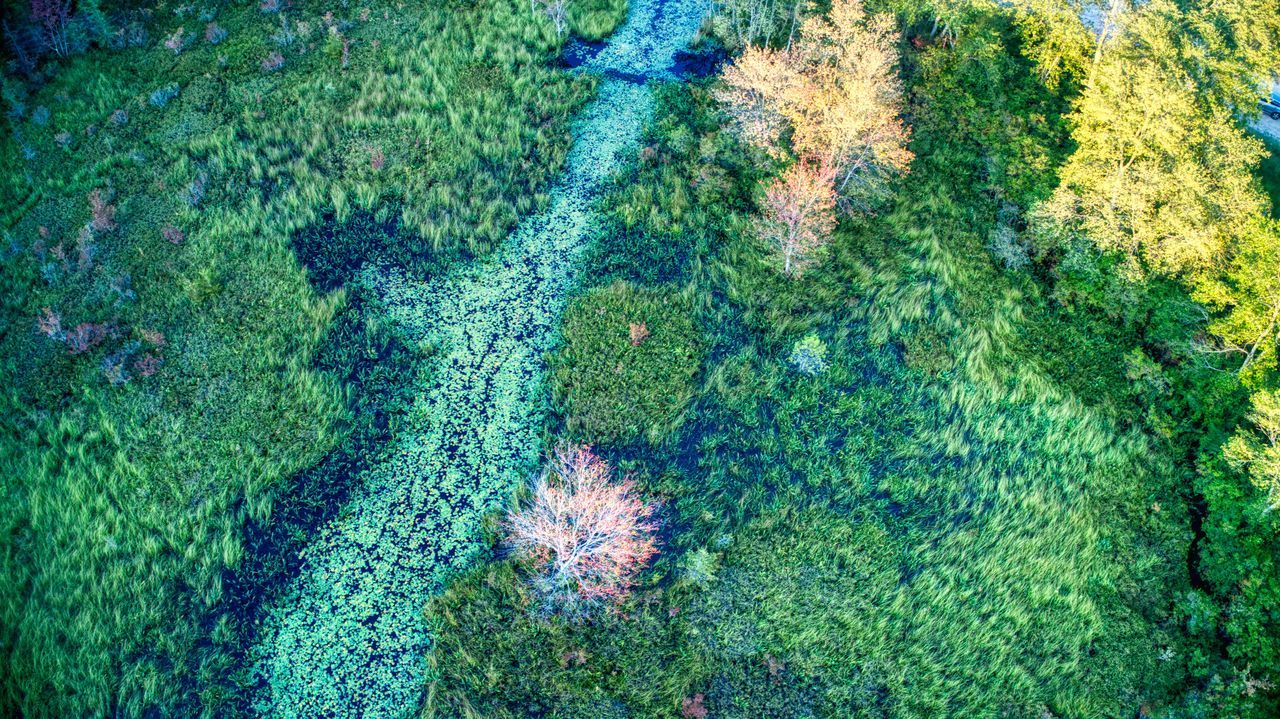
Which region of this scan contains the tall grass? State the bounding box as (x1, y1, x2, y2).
(423, 12, 1198, 717)
(0, 0, 626, 716)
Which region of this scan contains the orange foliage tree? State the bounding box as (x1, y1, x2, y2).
(717, 0, 912, 256)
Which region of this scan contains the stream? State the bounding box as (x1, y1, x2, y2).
(248, 0, 712, 716)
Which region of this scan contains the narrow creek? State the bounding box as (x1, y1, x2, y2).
(248, 0, 712, 716)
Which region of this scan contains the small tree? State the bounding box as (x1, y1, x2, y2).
(30, 0, 72, 57)
(538, 0, 568, 36)
(506, 444, 658, 619)
(761, 158, 837, 276)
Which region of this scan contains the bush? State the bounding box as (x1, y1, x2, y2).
(787, 334, 827, 375)
(553, 281, 702, 445)
(148, 83, 180, 108)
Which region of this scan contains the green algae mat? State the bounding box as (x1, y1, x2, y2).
(248, 0, 712, 716)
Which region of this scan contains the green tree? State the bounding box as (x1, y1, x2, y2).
(1224, 389, 1280, 509)
(1040, 0, 1268, 277)
(1193, 219, 1280, 382)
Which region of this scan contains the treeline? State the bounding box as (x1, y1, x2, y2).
(1014, 0, 1280, 705)
(957, 0, 1280, 708)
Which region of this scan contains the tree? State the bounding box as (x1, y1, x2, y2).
(1224, 390, 1280, 511)
(715, 45, 799, 155)
(1193, 220, 1280, 381)
(506, 444, 658, 618)
(790, 0, 912, 206)
(760, 158, 837, 276)
(716, 0, 911, 210)
(30, 0, 71, 57)
(710, 0, 806, 51)
(1035, 0, 1280, 278)
(538, 0, 568, 36)
(1008, 0, 1096, 88)
(1040, 3, 1267, 278)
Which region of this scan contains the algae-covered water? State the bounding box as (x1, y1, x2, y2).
(249, 0, 711, 715)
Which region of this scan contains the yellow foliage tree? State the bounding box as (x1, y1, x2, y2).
(716, 0, 911, 212)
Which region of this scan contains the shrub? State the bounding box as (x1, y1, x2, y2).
(163, 27, 191, 54)
(148, 83, 180, 108)
(183, 171, 207, 207)
(261, 51, 285, 73)
(681, 693, 708, 719)
(677, 547, 721, 588)
(987, 222, 1029, 270)
(506, 444, 658, 619)
(788, 334, 827, 375)
(64, 322, 111, 354)
(204, 22, 227, 45)
(87, 189, 115, 232)
(553, 282, 702, 444)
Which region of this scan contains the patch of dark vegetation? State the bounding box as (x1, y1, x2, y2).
(671, 47, 726, 79)
(558, 36, 607, 69)
(290, 212, 401, 292)
(217, 287, 419, 712)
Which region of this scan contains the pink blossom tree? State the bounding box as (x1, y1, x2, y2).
(506, 444, 658, 619)
(761, 157, 837, 276)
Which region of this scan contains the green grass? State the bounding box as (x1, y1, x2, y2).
(0, 0, 627, 716)
(553, 280, 703, 445)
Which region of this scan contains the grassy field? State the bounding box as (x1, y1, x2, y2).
(0, 0, 622, 716)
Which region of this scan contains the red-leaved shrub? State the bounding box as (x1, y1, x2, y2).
(681, 693, 708, 719)
(88, 189, 116, 232)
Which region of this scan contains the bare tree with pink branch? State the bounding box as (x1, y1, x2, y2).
(506, 444, 659, 619)
(30, 0, 72, 57)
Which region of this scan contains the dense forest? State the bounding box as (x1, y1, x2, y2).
(0, 0, 1278, 717)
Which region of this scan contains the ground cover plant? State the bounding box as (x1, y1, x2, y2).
(2, 0, 1279, 718)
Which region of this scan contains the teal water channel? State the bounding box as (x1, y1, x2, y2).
(249, 0, 712, 715)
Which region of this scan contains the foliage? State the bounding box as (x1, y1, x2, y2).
(554, 281, 703, 445)
(787, 332, 827, 374)
(1223, 390, 1280, 510)
(1191, 218, 1280, 383)
(1034, 0, 1278, 278)
(716, 0, 911, 209)
(761, 157, 837, 275)
(507, 444, 659, 618)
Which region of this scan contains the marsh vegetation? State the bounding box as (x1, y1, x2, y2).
(1, 0, 1278, 718)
